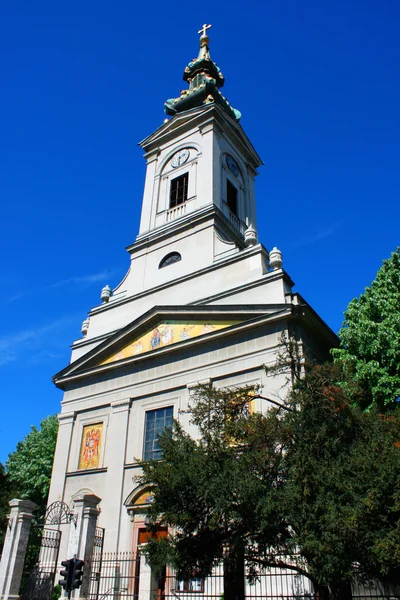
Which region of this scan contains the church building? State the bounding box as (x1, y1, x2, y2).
(48, 25, 336, 595)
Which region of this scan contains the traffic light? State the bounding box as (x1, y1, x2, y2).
(72, 558, 85, 590)
(59, 558, 74, 593)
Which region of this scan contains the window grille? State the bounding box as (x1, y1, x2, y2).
(143, 406, 174, 460)
(159, 252, 182, 269)
(170, 173, 188, 208)
(226, 179, 238, 216)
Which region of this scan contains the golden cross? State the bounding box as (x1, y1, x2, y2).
(198, 23, 212, 37)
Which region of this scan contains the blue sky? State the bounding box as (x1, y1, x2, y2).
(1, 0, 399, 464)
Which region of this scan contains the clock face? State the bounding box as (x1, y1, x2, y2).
(171, 149, 190, 168)
(226, 154, 239, 177)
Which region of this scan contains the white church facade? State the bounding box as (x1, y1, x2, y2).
(46, 25, 337, 597)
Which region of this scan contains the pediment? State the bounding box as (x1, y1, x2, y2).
(140, 105, 213, 149)
(140, 105, 262, 168)
(53, 304, 291, 387)
(100, 317, 241, 366)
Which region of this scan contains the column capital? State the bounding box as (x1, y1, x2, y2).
(82, 506, 101, 519)
(58, 411, 76, 425)
(8, 498, 37, 513)
(143, 148, 161, 164)
(111, 398, 132, 413)
(73, 494, 102, 510)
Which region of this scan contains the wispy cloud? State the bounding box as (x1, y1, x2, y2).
(27, 350, 65, 365)
(50, 270, 115, 289)
(6, 269, 116, 303)
(7, 291, 29, 303)
(291, 221, 343, 249)
(0, 315, 79, 367)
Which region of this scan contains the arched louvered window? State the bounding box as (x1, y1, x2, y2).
(159, 252, 182, 269)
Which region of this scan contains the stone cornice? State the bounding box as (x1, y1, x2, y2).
(58, 411, 76, 425)
(139, 105, 262, 168)
(54, 307, 293, 388)
(111, 398, 132, 412)
(66, 467, 108, 477)
(81, 243, 270, 322)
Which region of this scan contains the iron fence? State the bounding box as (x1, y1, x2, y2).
(20, 527, 61, 600)
(87, 551, 400, 600)
(88, 551, 140, 600)
(163, 563, 314, 600)
(352, 578, 400, 599)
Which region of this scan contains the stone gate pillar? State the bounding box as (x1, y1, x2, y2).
(137, 544, 158, 600)
(0, 498, 37, 600)
(67, 494, 101, 600)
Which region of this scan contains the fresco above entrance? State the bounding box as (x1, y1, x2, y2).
(100, 319, 241, 365)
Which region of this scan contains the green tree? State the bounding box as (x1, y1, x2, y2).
(0, 415, 58, 562)
(139, 372, 400, 600)
(0, 463, 15, 551)
(282, 362, 400, 599)
(332, 248, 400, 411)
(140, 385, 289, 600)
(6, 415, 59, 518)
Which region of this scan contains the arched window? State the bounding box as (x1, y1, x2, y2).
(159, 252, 182, 269)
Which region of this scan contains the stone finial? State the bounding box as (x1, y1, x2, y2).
(244, 227, 257, 247)
(81, 318, 90, 336)
(269, 247, 283, 270)
(100, 285, 112, 303)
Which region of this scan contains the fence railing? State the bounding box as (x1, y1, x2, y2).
(20, 528, 61, 600)
(87, 550, 400, 600)
(87, 551, 140, 600)
(163, 563, 315, 600)
(352, 578, 400, 599)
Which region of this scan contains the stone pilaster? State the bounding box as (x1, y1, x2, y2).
(47, 411, 75, 505)
(137, 546, 157, 600)
(101, 398, 131, 553)
(66, 494, 101, 600)
(0, 499, 37, 600)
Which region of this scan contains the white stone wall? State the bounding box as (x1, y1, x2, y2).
(50, 311, 331, 559)
(48, 104, 337, 570)
(71, 244, 275, 359)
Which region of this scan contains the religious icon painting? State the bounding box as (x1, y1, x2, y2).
(79, 423, 103, 470)
(100, 320, 242, 365)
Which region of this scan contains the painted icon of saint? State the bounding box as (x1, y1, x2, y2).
(201, 323, 215, 334)
(82, 428, 100, 466)
(132, 340, 143, 355)
(161, 324, 174, 345)
(180, 324, 195, 340)
(150, 327, 161, 349)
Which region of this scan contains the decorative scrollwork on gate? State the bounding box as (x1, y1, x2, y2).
(44, 501, 73, 525)
(40, 529, 61, 548)
(94, 527, 105, 548)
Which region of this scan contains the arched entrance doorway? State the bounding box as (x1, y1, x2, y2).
(124, 485, 168, 600)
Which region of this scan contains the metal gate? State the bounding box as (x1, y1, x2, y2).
(20, 501, 74, 600)
(20, 527, 61, 600)
(87, 527, 107, 600)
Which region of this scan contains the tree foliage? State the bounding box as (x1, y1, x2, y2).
(0, 463, 14, 551)
(332, 248, 400, 411)
(139, 368, 400, 600)
(282, 363, 400, 598)
(0, 415, 58, 555)
(6, 415, 59, 516)
(140, 386, 287, 583)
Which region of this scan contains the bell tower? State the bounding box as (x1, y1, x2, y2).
(136, 25, 262, 252)
(49, 24, 338, 576)
(71, 26, 281, 350)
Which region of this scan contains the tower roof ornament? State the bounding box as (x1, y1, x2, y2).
(164, 25, 241, 122)
(197, 23, 212, 61)
(198, 23, 211, 38)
